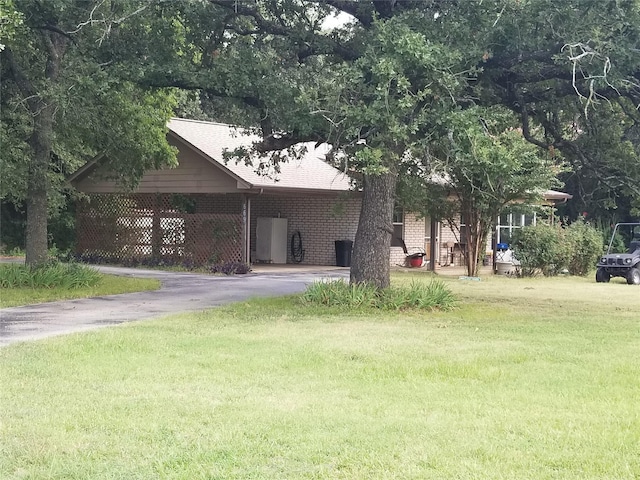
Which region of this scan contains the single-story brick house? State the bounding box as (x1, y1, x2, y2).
(69, 118, 570, 269)
(70, 118, 363, 267)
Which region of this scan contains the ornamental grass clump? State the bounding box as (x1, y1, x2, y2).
(382, 280, 457, 310)
(301, 280, 379, 308)
(301, 279, 455, 311)
(0, 262, 102, 289)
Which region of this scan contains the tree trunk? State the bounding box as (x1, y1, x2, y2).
(461, 204, 481, 277)
(465, 228, 481, 277)
(350, 170, 398, 289)
(19, 32, 68, 266)
(464, 216, 489, 277)
(25, 103, 54, 266)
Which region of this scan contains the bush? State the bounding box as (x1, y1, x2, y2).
(564, 219, 603, 276)
(0, 261, 102, 289)
(301, 279, 456, 311)
(511, 219, 603, 277)
(511, 223, 569, 276)
(209, 262, 251, 275)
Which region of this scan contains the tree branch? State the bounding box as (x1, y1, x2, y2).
(208, 0, 290, 36)
(2, 47, 38, 99)
(254, 132, 319, 153)
(322, 0, 375, 27)
(143, 72, 265, 110)
(66, 1, 154, 45)
(513, 89, 548, 149)
(36, 25, 76, 44)
(535, 113, 640, 195)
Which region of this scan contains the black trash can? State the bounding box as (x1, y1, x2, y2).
(335, 240, 353, 267)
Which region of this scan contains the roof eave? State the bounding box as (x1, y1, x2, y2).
(245, 186, 354, 196)
(67, 153, 105, 185)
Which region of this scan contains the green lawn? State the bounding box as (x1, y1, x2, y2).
(0, 274, 161, 308)
(1, 273, 639, 479)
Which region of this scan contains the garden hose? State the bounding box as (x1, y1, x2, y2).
(291, 231, 305, 263)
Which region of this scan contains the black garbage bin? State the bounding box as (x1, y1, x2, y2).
(335, 240, 353, 267)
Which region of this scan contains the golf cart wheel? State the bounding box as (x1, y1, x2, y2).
(626, 267, 640, 285)
(595, 268, 610, 283)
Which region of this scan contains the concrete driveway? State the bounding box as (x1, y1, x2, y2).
(0, 265, 349, 347)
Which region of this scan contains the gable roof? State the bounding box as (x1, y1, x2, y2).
(167, 118, 351, 192)
(69, 118, 352, 194)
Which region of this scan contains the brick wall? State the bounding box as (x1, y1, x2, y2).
(250, 194, 361, 265)
(391, 212, 426, 266)
(248, 195, 495, 268)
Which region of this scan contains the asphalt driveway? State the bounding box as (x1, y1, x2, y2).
(0, 265, 349, 347)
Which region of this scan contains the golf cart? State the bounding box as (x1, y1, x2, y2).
(596, 223, 640, 284)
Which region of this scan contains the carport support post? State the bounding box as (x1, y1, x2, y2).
(242, 196, 250, 264)
(428, 220, 438, 272)
(151, 193, 162, 260)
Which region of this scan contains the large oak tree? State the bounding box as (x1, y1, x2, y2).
(1, 0, 177, 265)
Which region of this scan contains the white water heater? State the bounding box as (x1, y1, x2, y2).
(256, 217, 288, 264)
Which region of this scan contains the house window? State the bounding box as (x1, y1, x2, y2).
(391, 206, 404, 247)
(496, 208, 537, 246)
(459, 215, 468, 244)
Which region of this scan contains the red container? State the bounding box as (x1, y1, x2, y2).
(409, 256, 423, 268)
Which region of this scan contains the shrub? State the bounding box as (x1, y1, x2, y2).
(564, 219, 603, 276)
(511, 219, 603, 277)
(511, 223, 569, 277)
(209, 262, 251, 275)
(0, 261, 102, 289)
(301, 279, 456, 311)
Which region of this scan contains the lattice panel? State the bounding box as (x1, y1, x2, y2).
(77, 194, 243, 266)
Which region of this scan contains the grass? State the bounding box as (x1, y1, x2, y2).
(301, 278, 456, 310)
(0, 274, 161, 308)
(1, 273, 639, 479)
(0, 262, 103, 289)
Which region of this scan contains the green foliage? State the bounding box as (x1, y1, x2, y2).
(333, 16, 462, 167)
(564, 219, 604, 276)
(301, 279, 456, 311)
(0, 200, 26, 250)
(0, 246, 24, 256)
(556, 101, 640, 225)
(380, 280, 457, 311)
(512, 219, 603, 277)
(1, 0, 179, 265)
(409, 106, 564, 277)
(0, 261, 102, 289)
(0, 0, 23, 51)
(302, 280, 380, 309)
(511, 224, 569, 277)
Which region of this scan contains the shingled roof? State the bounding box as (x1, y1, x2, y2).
(69, 118, 352, 194)
(167, 118, 351, 192)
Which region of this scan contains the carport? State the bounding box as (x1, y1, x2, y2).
(69, 118, 357, 267)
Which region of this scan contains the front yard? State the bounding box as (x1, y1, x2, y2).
(1, 273, 638, 479)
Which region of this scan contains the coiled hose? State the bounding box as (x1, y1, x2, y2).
(290, 231, 305, 263)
